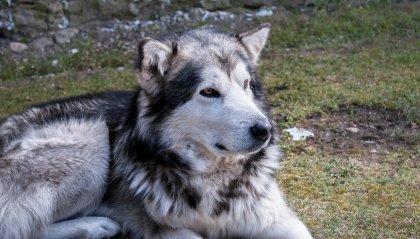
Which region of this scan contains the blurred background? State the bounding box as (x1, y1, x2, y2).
(0, 0, 419, 238)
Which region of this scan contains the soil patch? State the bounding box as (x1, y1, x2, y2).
(300, 105, 420, 163)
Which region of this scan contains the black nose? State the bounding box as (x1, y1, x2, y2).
(250, 122, 271, 141)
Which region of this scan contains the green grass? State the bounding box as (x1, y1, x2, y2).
(0, 39, 134, 82)
(279, 141, 419, 238)
(262, 37, 420, 125)
(0, 1, 419, 238)
(0, 69, 137, 117)
(267, 2, 419, 49)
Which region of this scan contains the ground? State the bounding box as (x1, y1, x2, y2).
(0, 1, 419, 238)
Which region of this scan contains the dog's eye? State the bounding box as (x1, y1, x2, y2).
(200, 88, 220, 98)
(244, 79, 249, 90)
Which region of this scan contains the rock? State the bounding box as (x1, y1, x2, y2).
(65, 0, 94, 25)
(54, 28, 79, 44)
(363, 140, 375, 145)
(255, 8, 274, 17)
(283, 127, 315, 141)
(128, 2, 140, 16)
(2, 0, 283, 39)
(52, 59, 59, 66)
(10, 42, 28, 53)
(199, 0, 231, 11)
(70, 48, 79, 54)
(57, 16, 70, 29)
(13, 8, 49, 38)
(13, 0, 64, 35)
(0, 0, 14, 34)
(237, 0, 274, 9)
(346, 127, 359, 133)
(97, 0, 131, 19)
(31, 36, 54, 51)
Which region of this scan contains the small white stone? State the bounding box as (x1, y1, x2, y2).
(10, 42, 28, 53)
(346, 127, 359, 133)
(52, 59, 58, 66)
(117, 66, 124, 71)
(255, 8, 274, 17)
(283, 127, 314, 141)
(70, 48, 79, 54)
(363, 140, 375, 144)
(370, 149, 378, 153)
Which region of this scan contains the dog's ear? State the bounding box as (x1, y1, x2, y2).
(237, 23, 271, 64)
(137, 37, 172, 95)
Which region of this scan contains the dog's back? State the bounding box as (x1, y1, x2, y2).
(0, 91, 134, 238)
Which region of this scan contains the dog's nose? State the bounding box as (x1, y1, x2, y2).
(250, 122, 271, 141)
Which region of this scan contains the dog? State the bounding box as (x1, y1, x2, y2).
(0, 23, 313, 239)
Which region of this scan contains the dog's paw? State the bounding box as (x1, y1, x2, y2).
(79, 217, 121, 239)
(42, 216, 121, 239)
(154, 228, 203, 239)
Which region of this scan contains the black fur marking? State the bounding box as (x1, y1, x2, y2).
(124, 136, 191, 171)
(222, 178, 247, 199)
(0, 91, 135, 158)
(171, 42, 178, 56)
(183, 188, 201, 209)
(212, 200, 231, 216)
(216, 53, 234, 77)
(243, 149, 266, 176)
(28, 91, 134, 129)
(213, 149, 270, 217)
(145, 62, 202, 124)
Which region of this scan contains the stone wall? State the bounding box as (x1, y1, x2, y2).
(0, 0, 296, 40)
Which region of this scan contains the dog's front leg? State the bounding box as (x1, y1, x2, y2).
(40, 216, 121, 239)
(150, 228, 203, 239)
(261, 217, 313, 239)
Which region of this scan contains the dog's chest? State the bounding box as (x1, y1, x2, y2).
(149, 164, 279, 237)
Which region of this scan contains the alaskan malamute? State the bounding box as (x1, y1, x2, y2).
(0, 23, 313, 239)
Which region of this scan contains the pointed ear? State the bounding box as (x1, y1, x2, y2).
(237, 23, 271, 64)
(137, 37, 172, 95)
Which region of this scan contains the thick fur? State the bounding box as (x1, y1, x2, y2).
(0, 24, 312, 239)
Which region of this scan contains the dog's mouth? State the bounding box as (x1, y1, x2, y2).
(246, 141, 269, 154)
(215, 139, 269, 154)
(215, 143, 228, 151)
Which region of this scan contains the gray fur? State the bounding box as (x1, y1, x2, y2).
(0, 24, 312, 239)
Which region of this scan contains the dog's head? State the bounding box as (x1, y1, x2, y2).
(137, 24, 273, 158)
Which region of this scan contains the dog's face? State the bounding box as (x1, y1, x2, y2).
(137, 24, 273, 157)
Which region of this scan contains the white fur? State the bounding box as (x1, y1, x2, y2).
(138, 38, 171, 95)
(0, 119, 112, 239)
(129, 144, 312, 239)
(239, 23, 271, 64)
(40, 217, 120, 239)
(137, 58, 312, 237)
(0, 24, 313, 239)
(161, 62, 269, 163)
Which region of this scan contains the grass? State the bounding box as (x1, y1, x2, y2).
(0, 39, 134, 82)
(262, 37, 420, 125)
(0, 1, 419, 238)
(279, 141, 418, 238)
